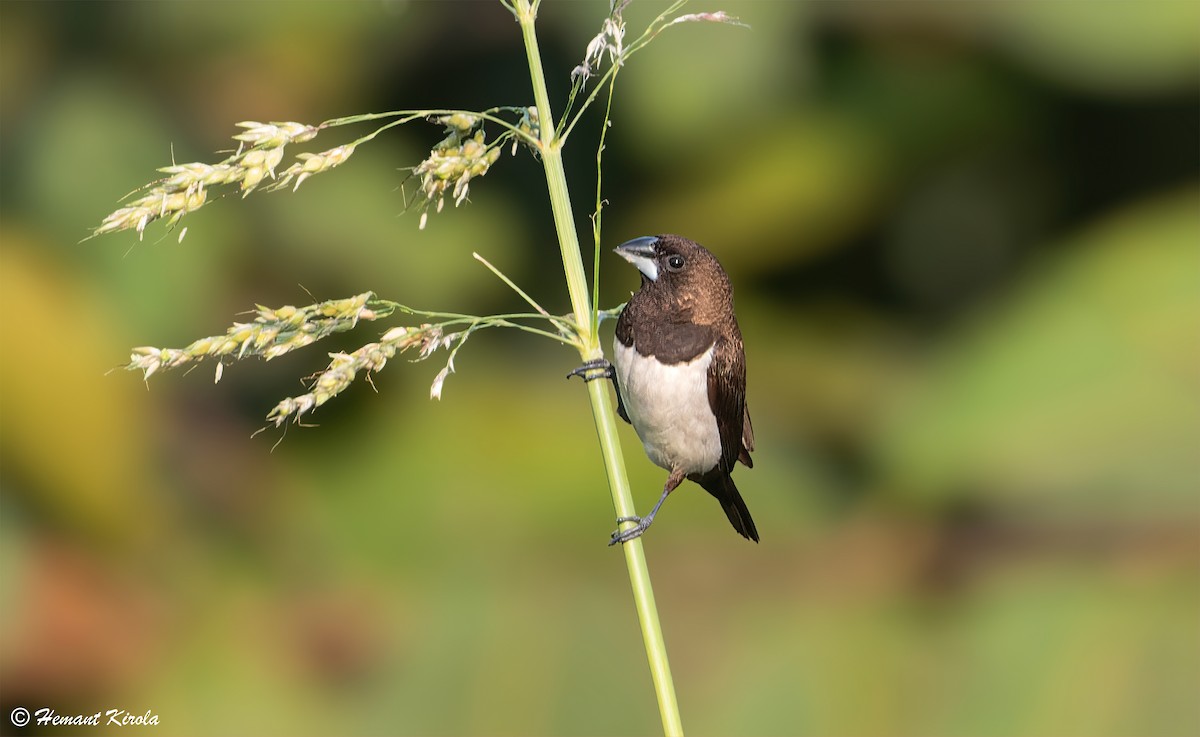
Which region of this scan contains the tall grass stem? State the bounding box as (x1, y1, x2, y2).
(516, 2, 684, 734)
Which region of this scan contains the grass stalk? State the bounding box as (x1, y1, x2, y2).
(515, 2, 684, 735)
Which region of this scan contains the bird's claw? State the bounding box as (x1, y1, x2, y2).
(567, 359, 614, 382)
(608, 516, 650, 546)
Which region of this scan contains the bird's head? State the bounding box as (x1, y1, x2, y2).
(614, 235, 733, 318)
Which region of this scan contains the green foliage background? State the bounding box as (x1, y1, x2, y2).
(1, 2, 1197, 735)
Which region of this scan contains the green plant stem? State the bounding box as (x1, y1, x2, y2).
(514, 2, 684, 735)
(319, 107, 538, 147)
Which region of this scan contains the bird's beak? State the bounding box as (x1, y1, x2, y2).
(614, 236, 659, 281)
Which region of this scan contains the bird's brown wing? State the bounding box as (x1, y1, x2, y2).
(739, 407, 754, 468)
(707, 335, 751, 473)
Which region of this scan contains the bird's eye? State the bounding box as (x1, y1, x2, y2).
(666, 254, 685, 271)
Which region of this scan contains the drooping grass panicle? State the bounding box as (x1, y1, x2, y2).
(663, 11, 748, 29)
(92, 108, 543, 243)
(92, 121, 321, 241)
(266, 322, 446, 426)
(405, 108, 539, 229)
(125, 285, 578, 427)
(559, 0, 746, 145)
(265, 304, 577, 426)
(127, 292, 391, 380)
(570, 9, 627, 83)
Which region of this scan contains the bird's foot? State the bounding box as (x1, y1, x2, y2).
(567, 359, 613, 382)
(609, 515, 651, 546)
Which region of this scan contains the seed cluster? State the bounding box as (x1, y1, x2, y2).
(412, 114, 504, 229)
(93, 121, 330, 240)
(266, 323, 456, 426)
(128, 293, 383, 379)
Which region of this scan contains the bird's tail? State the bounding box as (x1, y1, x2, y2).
(695, 470, 759, 542)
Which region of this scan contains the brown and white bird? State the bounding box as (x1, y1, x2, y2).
(572, 235, 757, 544)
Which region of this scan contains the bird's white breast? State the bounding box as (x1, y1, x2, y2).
(613, 339, 722, 475)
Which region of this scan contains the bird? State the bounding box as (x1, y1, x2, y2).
(570, 234, 758, 545)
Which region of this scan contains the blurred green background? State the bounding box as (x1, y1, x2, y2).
(1, 1, 1198, 735)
